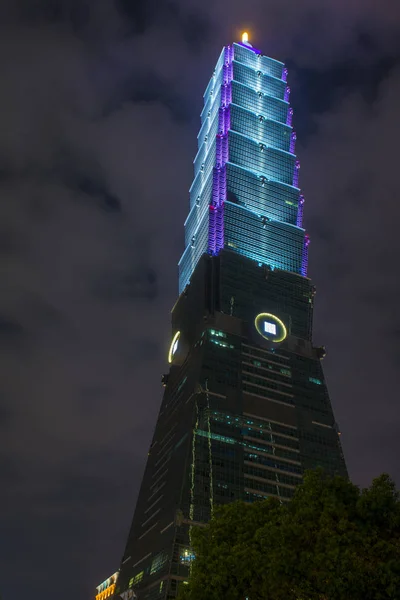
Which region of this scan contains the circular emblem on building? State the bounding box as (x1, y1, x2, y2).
(255, 313, 287, 343)
(168, 331, 181, 363)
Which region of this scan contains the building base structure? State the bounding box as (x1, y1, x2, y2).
(113, 253, 347, 600)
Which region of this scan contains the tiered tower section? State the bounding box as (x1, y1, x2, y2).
(179, 41, 309, 293)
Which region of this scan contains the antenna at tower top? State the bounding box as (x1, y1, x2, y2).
(241, 31, 252, 46)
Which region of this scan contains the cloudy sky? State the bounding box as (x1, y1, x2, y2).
(1, 0, 400, 598)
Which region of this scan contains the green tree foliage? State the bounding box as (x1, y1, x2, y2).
(178, 470, 400, 600)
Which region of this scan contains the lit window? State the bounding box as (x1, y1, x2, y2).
(133, 571, 144, 585)
(180, 548, 196, 564)
(150, 552, 168, 575)
(172, 338, 179, 355)
(264, 322, 277, 335)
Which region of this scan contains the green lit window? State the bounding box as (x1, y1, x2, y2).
(196, 429, 235, 444)
(176, 376, 187, 393)
(132, 571, 143, 585)
(150, 552, 168, 575)
(209, 329, 227, 338)
(280, 368, 291, 376)
(210, 339, 234, 349)
(309, 377, 322, 385)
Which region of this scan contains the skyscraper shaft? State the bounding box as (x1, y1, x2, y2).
(113, 38, 347, 600)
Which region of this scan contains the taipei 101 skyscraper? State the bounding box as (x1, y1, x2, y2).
(113, 34, 347, 600)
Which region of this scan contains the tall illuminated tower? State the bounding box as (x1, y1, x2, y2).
(113, 35, 347, 600)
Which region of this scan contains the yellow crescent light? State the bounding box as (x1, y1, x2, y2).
(168, 331, 181, 363)
(242, 32, 249, 44)
(255, 313, 287, 343)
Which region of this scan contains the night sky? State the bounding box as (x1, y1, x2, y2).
(1, 0, 400, 598)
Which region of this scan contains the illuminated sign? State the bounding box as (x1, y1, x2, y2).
(255, 313, 287, 343)
(168, 331, 181, 363)
(264, 322, 276, 335)
(95, 572, 119, 600)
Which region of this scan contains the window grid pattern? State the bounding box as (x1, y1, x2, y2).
(228, 130, 296, 185)
(185, 171, 212, 245)
(200, 78, 223, 125)
(232, 60, 286, 100)
(193, 111, 220, 174)
(179, 41, 309, 292)
(195, 429, 299, 463)
(244, 452, 302, 475)
(189, 138, 217, 203)
(230, 103, 292, 151)
(179, 209, 209, 291)
(204, 409, 302, 502)
(227, 162, 299, 225)
(242, 384, 294, 405)
(224, 201, 304, 273)
(216, 265, 313, 342)
(244, 464, 302, 487)
(210, 411, 299, 448)
(245, 488, 293, 502)
(201, 50, 226, 122)
(203, 48, 225, 101)
(196, 110, 220, 156)
(231, 81, 288, 124)
(233, 43, 284, 79)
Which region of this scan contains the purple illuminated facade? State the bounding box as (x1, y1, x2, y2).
(207, 46, 232, 255)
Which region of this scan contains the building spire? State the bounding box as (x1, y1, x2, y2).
(241, 31, 252, 47)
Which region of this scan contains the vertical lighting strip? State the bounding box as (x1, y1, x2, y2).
(289, 131, 297, 154)
(297, 194, 305, 228)
(189, 400, 199, 525)
(205, 381, 214, 517)
(293, 159, 301, 188)
(286, 107, 294, 127)
(301, 233, 310, 276)
(208, 45, 234, 255)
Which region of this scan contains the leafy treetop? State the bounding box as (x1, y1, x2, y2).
(178, 469, 400, 600)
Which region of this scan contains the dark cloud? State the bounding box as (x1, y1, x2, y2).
(102, 70, 192, 122)
(92, 265, 158, 302)
(0, 315, 25, 339)
(0, 404, 14, 428)
(115, 0, 213, 49)
(288, 44, 400, 139)
(0, 455, 21, 483)
(1, 0, 400, 599)
(69, 174, 123, 213)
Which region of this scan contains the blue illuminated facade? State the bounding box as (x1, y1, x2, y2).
(179, 41, 309, 293)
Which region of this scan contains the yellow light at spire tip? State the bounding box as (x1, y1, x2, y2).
(242, 32, 249, 44)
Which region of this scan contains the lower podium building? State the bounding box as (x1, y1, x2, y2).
(112, 35, 347, 600)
